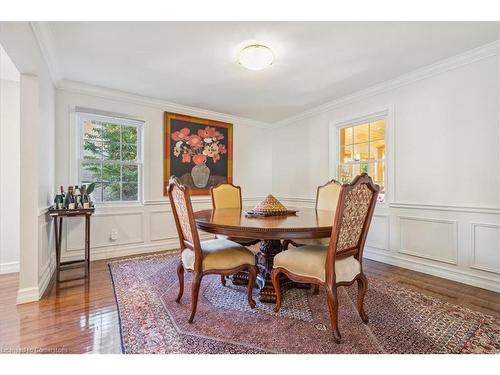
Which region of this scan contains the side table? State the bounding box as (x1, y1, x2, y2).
(48, 207, 95, 281)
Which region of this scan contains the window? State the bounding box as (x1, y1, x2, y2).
(78, 112, 143, 204)
(338, 119, 385, 202)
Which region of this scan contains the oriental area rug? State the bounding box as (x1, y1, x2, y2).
(108, 253, 500, 354)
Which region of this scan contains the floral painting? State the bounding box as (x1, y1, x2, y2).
(164, 112, 233, 195)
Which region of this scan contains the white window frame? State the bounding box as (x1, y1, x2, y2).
(76, 111, 144, 206)
(329, 106, 394, 206)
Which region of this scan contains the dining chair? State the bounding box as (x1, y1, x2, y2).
(168, 176, 258, 323)
(271, 173, 379, 343)
(210, 182, 259, 286)
(211, 182, 243, 209)
(283, 179, 342, 249)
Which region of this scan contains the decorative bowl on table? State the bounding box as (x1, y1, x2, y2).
(245, 194, 298, 217)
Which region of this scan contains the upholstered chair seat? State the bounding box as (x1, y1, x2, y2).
(273, 245, 361, 283)
(181, 238, 256, 272)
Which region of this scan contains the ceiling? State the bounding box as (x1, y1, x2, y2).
(45, 22, 499, 123)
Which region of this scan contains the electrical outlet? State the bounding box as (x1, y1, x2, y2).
(110, 228, 118, 241)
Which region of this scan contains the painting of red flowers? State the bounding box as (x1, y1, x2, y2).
(164, 112, 233, 195)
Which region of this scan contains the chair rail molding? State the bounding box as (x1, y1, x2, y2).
(390, 202, 500, 215)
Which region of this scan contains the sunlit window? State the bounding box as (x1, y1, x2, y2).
(339, 119, 385, 202)
(78, 112, 143, 203)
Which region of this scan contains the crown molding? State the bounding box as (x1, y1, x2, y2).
(30, 21, 62, 84)
(31, 21, 499, 129)
(31, 21, 268, 128)
(272, 40, 500, 129)
(56, 79, 270, 129)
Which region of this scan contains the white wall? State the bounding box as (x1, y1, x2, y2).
(0, 77, 20, 274)
(271, 44, 500, 292)
(0, 22, 56, 303)
(55, 82, 272, 263)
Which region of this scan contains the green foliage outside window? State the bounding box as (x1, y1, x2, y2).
(81, 119, 140, 202)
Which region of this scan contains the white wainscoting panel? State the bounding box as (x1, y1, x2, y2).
(66, 212, 144, 251)
(398, 216, 458, 265)
(366, 214, 390, 251)
(150, 210, 177, 242)
(470, 223, 500, 274)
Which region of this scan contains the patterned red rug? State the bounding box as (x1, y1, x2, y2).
(108, 253, 500, 354)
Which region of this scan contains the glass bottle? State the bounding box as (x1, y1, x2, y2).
(67, 186, 75, 209)
(81, 185, 89, 209)
(74, 185, 81, 209)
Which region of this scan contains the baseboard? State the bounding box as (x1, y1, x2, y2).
(364, 247, 500, 293)
(16, 287, 40, 304)
(0, 261, 19, 274)
(16, 258, 56, 304)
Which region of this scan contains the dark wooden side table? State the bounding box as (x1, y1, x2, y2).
(48, 207, 95, 281)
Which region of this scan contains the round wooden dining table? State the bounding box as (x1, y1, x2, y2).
(194, 207, 335, 303)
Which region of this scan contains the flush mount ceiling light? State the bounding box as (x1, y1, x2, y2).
(238, 44, 274, 71)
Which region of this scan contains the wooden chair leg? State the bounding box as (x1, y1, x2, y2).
(246, 266, 257, 309)
(271, 269, 282, 313)
(175, 261, 184, 303)
(188, 273, 203, 323)
(357, 273, 369, 323)
(325, 285, 341, 343)
(313, 284, 320, 295)
(220, 275, 226, 286)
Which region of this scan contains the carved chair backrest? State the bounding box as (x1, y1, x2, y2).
(168, 176, 202, 270)
(325, 173, 379, 283)
(210, 183, 242, 209)
(316, 179, 342, 211)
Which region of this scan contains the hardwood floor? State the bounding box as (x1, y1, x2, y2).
(1, 252, 499, 354)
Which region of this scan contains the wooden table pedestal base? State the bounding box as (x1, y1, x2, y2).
(232, 239, 309, 303)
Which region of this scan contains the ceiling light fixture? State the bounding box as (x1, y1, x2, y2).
(238, 44, 274, 71)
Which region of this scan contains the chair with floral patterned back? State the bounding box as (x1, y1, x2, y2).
(168, 176, 258, 323)
(271, 173, 379, 343)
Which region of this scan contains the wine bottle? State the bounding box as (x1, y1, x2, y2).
(74, 185, 81, 209)
(54, 191, 63, 210)
(67, 186, 75, 209)
(81, 185, 90, 209)
(60, 185, 66, 208)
